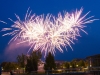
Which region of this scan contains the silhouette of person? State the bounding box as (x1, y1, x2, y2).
(10, 70, 14, 75)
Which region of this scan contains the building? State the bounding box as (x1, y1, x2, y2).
(86, 54, 100, 67)
(55, 60, 65, 69)
(37, 59, 45, 72)
(86, 54, 100, 71)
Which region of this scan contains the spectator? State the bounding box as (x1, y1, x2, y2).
(10, 70, 14, 75)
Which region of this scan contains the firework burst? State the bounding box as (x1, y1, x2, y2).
(1, 8, 97, 56)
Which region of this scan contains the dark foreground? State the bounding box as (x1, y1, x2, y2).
(2, 71, 100, 75)
(29, 71, 100, 75)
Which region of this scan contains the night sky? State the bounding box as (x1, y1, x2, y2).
(0, 0, 100, 62)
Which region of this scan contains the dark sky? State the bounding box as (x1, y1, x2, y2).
(0, 0, 100, 62)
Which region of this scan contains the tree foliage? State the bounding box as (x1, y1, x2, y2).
(1, 62, 19, 71)
(70, 61, 75, 68)
(25, 51, 42, 73)
(44, 52, 56, 71)
(17, 53, 27, 69)
(78, 60, 85, 68)
(63, 62, 70, 69)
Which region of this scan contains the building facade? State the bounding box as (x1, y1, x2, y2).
(86, 54, 100, 67)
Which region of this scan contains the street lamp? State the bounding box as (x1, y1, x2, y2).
(90, 65, 92, 67)
(1, 67, 3, 71)
(17, 68, 19, 74)
(70, 65, 72, 68)
(17, 68, 19, 70)
(76, 65, 78, 67)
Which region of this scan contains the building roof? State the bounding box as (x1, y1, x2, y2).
(86, 54, 100, 59)
(55, 60, 66, 63)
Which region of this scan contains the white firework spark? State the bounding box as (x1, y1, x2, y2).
(1, 8, 97, 56)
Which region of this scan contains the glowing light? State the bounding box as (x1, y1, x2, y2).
(76, 65, 78, 67)
(17, 68, 18, 70)
(70, 65, 72, 67)
(57, 69, 62, 72)
(90, 65, 92, 67)
(1, 8, 97, 56)
(2, 67, 4, 70)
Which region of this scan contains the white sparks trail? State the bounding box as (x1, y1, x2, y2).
(0, 8, 97, 56)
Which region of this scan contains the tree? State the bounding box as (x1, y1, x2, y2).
(25, 51, 42, 73)
(1, 62, 18, 71)
(70, 61, 75, 68)
(78, 60, 85, 68)
(69, 59, 78, 68)
(63, 62, 70, 69)
(84, 60, 89, 68)
(44, 52, 56, 71)
(17, 53, 27, 69)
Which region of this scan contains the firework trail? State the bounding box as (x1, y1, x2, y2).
(0, 8, 97, 56)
